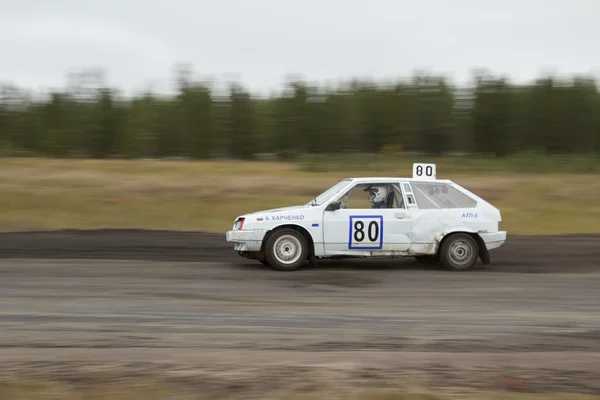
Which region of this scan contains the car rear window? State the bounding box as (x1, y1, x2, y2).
(410, 182, 477, 209)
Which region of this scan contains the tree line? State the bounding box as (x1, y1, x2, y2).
(1, 68, 600, 159)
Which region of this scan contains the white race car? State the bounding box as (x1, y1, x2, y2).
(225, 163, 506, 271)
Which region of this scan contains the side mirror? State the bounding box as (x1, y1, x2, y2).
(325, 200, 341, 211)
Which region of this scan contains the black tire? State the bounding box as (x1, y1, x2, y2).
(264, 228, 308, 271)
(439, 233, 479, 270)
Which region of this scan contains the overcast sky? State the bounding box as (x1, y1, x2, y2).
(1, 0, 599, 96)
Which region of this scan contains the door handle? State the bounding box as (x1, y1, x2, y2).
(394, 213, 407, 219)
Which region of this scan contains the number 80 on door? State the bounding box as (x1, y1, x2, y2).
(348, 215, 383, 250)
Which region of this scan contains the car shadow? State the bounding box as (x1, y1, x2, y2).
(232, 257, 494, 273)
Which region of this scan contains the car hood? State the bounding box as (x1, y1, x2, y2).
(243, 205, 311, 217)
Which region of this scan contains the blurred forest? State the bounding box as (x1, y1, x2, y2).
(1, 66, 600, 160)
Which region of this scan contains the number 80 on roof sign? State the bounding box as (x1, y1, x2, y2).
(412, 163, 436, 180)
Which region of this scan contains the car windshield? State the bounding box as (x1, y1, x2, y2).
(308, 179, 351, 206)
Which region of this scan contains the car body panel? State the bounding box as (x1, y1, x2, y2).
(322, 207, 413, 256)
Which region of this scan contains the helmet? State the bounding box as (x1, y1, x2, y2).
(368, 186, 388, 204)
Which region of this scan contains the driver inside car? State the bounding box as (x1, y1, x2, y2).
(366, 185, 389, 209)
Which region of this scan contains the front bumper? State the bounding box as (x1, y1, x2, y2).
(479, 231, 507, 250)
(225, 229, 267, 252)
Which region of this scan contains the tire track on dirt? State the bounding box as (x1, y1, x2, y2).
(1, 229, 599, 272)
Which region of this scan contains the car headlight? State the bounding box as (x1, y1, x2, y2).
(233, 218, 245, 230)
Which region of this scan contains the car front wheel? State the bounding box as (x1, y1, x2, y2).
(264, 228, 308, 271)
(439, 233, 479, 270)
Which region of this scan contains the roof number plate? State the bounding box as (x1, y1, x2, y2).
(412, 163, 436, 180)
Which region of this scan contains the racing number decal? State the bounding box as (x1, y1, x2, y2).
(348, 215, 383, 249)
(353, 220, 379, 242)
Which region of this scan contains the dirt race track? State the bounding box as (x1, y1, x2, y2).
(1, 230, 600, 398)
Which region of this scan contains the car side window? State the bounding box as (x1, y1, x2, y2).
(411, 181, 477, 209)
(392, 185, 405, 209)
(340, 183, 403, 209)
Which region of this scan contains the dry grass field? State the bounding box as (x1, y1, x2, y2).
(1, 157, 599, 234)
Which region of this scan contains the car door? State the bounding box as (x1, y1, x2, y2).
(322, 181, 413, 255)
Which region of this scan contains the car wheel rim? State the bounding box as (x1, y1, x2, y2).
(449, 240, 472, 266)
(273, 235, 302, 265)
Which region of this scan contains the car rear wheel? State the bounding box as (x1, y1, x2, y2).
(439, 233, 479, 270)
(264, 228, 308, 271)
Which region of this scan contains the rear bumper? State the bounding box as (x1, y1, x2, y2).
(225, 229, 267, 252)
(479, 231, 507, 250)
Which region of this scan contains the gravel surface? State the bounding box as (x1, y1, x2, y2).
(0, 230, 599, 398)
